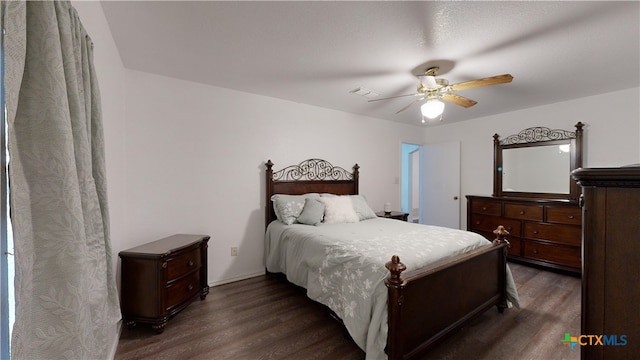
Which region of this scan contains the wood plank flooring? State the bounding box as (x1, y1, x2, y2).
(115, 262, 580, 360)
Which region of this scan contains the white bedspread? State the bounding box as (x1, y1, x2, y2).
(265, 217, 519, 359)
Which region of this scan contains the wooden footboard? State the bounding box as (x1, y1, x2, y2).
(385, 240, 508, 360)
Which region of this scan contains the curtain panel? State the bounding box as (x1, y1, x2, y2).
(4, 1, 120, 358)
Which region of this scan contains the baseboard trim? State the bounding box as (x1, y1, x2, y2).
(107, 320, 122, 359)
(208, 271, 265, 287)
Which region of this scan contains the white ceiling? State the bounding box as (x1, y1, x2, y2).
(101, 1, 640, 126)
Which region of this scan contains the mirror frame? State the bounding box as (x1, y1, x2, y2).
(493, 122, 583, 202)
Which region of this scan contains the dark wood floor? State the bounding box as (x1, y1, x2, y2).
(115, 262, 581, 360)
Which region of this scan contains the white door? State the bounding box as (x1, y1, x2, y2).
(421, 141, 461, 229)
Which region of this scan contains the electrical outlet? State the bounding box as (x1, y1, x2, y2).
(231, 247, 238, 256)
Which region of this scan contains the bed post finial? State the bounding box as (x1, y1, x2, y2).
(492, 225, 511, 247)
(353, 163, 360, 194)
(265, 160, 275, 229)
(385, 255, 406, 286)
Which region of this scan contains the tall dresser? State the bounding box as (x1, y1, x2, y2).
(468, 123, 585, 274)
(573, 167, 640, 360)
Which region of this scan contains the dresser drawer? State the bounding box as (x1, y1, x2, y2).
(471, 199, 501, 216)
(546, 206, 582, 225)
(167, 271, 201, 311)
(167, 247, 202, 281)
(470, 214, 521, 236)
(523, 222, 581, 246)
(506, 237, 522, 257)
(504, 204, 543, 221)
(523, 241, 581, 269)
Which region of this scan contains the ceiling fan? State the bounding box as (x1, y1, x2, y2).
(369, 66, 513, 119)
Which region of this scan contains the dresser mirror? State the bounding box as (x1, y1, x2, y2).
(493, 122, 583, 202)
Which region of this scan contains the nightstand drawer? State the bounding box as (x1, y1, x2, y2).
(471, 199, 501, 216)
(504, 204, 543, 221)
(167, 271, 201, 311)
(523, 222, 581, 245)
(546, 206, 581, 225)
(167, 248, 202, 281)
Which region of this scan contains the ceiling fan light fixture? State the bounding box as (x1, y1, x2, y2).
(421, 99, 445, 119)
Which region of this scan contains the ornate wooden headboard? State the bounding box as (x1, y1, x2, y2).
(265, 158, 359, 228)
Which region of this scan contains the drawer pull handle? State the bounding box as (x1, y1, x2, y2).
(532, 249, 539, 254)
(188, 260, 194, 267)
(482, 206, 487, 211)
(568, 215, 575, 219)
(188, 284, 194, 291)
(533, 230, 539, 234)
(476, 221, 481, 225)
(162, 262, 168, 269)
(519, 210, 525, 215)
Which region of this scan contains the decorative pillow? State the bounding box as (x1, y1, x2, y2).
(320, 195, 360, 224)
(350, 195, 378, 220)
(296, 198, 325, 225)
(271, 193, 320, 225)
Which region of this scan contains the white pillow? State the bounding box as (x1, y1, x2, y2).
(320, 196, 360, 224)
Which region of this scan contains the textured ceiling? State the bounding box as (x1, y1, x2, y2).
(101, 1, 640, 126)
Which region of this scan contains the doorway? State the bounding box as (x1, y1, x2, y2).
(401, 141, 461, 229)
(401, 143, 422, 223)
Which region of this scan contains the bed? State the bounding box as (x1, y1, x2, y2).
(264, 159, 518, 360)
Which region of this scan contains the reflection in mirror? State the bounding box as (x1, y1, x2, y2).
(502, 144, 571, 194)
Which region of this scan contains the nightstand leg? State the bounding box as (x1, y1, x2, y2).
(152, 319, 167, 334)
(200, 285, 209, 300)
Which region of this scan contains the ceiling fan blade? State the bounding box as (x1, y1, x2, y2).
(449, 74, 513, 92)
(368, 93, 420, 102)
(442, 93, 478, 108)
(395, 97, 425, 114)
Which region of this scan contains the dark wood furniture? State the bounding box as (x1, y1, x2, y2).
(265, 159, 509, 360)
(467, 195, 581, 273)
(119, 234, 210, 333)
(376, 211, 409, 221)
(468, 123, 584, 273)
(572, 167, 640, 360)
(493, 122, 583, 201)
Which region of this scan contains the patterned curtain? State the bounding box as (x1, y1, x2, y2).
(3, 1, 120, 358)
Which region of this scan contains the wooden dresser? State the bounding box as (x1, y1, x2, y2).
(119, 234, 210, 333)
(466, 195, 581, 273)
(573, 167, 640, 360)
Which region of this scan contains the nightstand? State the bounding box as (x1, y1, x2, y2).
(119, 234, 210, 333)
(376, 211, 409, 222)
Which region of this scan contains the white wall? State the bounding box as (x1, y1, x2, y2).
(422, 87, 640, 229)
(123, 70, 424, 285)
